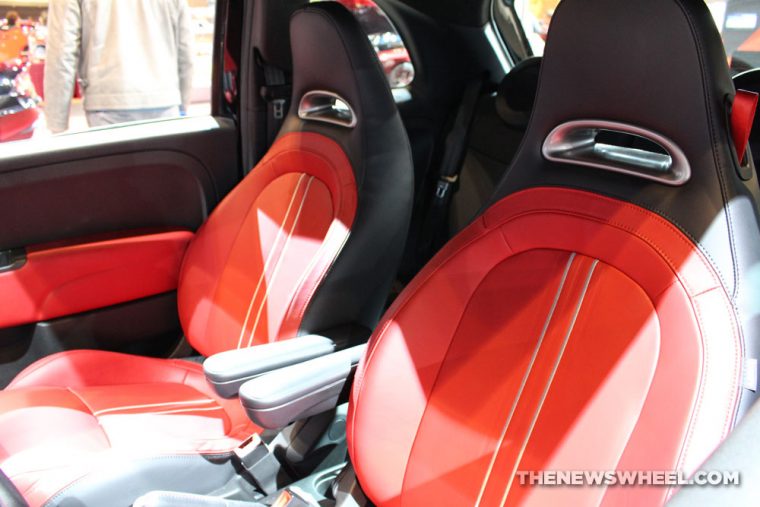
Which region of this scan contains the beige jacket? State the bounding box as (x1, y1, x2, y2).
(45, 0, 194, 132)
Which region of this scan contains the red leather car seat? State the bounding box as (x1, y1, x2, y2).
(348, 0, 760, 505)
(0, 4, 412, 505)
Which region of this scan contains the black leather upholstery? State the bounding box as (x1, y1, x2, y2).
(283, 3, 414, 339)
(491, 0, 760, 419)
(495, 56, 541, 129)
(253, 0, 308, 71)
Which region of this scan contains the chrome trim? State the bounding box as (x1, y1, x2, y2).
(484, 22, 512, 73)
(488, 0, 515, 73)
(542, 119, 691, 186)
(298, 90, 357, 128)
(0, 115, 225, 163)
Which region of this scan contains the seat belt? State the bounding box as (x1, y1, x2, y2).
(260, 64, 292, 145)
(418, 75, 486, 261)
(731, 89, 758, 164)
(234, 433, 283, 495)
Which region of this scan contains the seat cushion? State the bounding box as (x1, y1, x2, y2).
(1, 350, 257, 506)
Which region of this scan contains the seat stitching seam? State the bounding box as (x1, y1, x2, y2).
(292, 227, 352, 330)
(398, 232, 514, 501)
(673, 0, 740, 302)
(495, 207, 716, 295)
(92, 399, 216, 417)
(474, 252, 576, 506)
(201, 156, 277, 351)
(246, 176, 314, 347)
(235, 173, 306, 349)
(66, 387, 113, 450)
(500, 259, 599, 505)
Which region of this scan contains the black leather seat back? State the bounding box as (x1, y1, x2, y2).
(491, 0, 760, 418)
(282, 3, 414, 338)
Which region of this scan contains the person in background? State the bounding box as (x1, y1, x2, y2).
(44, 0, 194, 133)
(4, 10, 19, 28)
(0, 11, 26, 62)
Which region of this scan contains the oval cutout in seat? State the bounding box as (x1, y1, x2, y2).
(542, 119, 691, 186)
(298, 91, 357, 128)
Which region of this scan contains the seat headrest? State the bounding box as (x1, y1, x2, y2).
(288, 2, 397, 133)
(253, 0, 309, 71)
(528, 0, 734, 155)
(495, 56, 542, 130)
(492, 0, 754, 226)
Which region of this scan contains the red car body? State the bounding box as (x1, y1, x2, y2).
(335, 0, 414, 88)
(0, 26, 40, 142)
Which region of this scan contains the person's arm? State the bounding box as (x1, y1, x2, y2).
(44, 0, 81, 134)
(176, 0, 194, 114)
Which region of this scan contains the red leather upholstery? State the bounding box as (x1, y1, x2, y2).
(179, 132, 356, 356)
(0, 2, 416, 502)
(0, 231, 192, 328)
(2, 350, 255, 506)
(0, 131, 357, 505)
(348, 187, 742, 506)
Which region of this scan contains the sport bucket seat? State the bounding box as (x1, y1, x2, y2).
(347, 0, 760, 505)
(0, 3, 412, 505)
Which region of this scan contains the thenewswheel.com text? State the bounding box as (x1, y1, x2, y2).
(515, 470, 740, 487)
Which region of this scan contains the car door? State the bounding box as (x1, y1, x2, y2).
(0, 0, 244, 386)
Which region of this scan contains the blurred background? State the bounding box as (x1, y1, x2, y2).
(514, 0, 760, 70)
(0, 0, 216, 141)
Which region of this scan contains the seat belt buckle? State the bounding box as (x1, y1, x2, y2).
(435, 174, 458, 199)
(273, 99, 286, 120)
(234, 434, 281, 495)
(272, 487, 320, 507)
(261, 84, 291, 120)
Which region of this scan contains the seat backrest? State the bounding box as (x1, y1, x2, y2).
(347, 0, 760, 505)
(178, 3, 412, 356)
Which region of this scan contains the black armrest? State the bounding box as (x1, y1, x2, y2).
(203, 335, 336, 398)
(240, 345, 366, 429)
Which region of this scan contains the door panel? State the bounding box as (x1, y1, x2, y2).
(0, 230, 193, 328)
(0, 116, 240, 377)
(0, 117, 239, 249)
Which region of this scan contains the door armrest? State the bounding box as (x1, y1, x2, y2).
(240, 345, 366, 429)
(203, 335, 336, 398)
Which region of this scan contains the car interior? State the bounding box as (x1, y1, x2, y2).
(2, 0, 760, 505)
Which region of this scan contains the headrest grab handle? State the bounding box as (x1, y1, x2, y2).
(542, 119, 691, 186)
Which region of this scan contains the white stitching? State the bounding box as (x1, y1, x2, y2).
(246, 176, 315, 347)
(92, 399, 215, 416)
(500, 260, 599, 505)
(474, 253, 576, 507)
(235, 174, 307, 349)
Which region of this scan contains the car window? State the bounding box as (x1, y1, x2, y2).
(0, 0, 216, 144)
(311, 0, 415, 89)
(502, 0, 760, 75)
